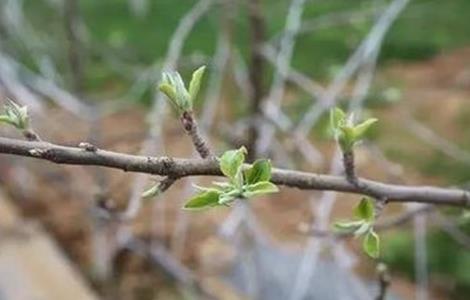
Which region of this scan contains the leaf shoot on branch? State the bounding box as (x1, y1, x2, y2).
(184, 146, 279, 210)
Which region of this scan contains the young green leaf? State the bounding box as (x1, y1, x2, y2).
(219, 146, 247, 182)
(183, 190, 220, 210)
(158, 83, 178, 109)
(353, 118, 378, 140)
(158, 71, 191, 113)
(354, 197, 375, 222)
(338, 126, 356, 151)
(244, 159, 272, 185)
(243, 181, 279, 198)
(142, 184, 161, 199)
(0, 115, 15, 126)
(354, 222, 371, 236)
(188, 65, 206, 102)
(333, 220, 364, 233)
(212, 181, 233, 191)
(330, 107, 346, 130)
(218, 191, 238, 205)
(1, 101, 29, 130)
(363, 229, 380, 258)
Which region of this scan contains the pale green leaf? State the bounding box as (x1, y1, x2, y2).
(338, 126, 356, 151)
(212, 181, 233, 191)
(244, 159, 272, 185)
(218, 192, 238, 205)
(192, 184, 222, 193)
(353, 118, 378, 140)
(141, 184, 161, 199)
(183, 190, 220, 210)
(219, 146, 247, 182)
(243, 181, 279, 198)
(333, 220, 364, 233)
(363, 229, 380, 258)
(0, 115, 15, 126)
(354, 222, 371, 236)
(188, 65, 206, 102)
(354, 197, 375, 222)
(3, 101, 28, 129)
(159, 83, 178, 108)
(330, 107, 346, 130)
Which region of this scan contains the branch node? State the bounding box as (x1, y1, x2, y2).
(78, 142, 97, 152)
(22, 130, 41, 142)
(161, 156, 175, 169)
(29, 148, 45, 157)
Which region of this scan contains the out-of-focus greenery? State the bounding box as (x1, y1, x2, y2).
(383, 218, 470, 300)
(17, 0, 470, 100)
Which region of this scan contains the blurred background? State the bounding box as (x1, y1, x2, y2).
(0, 0, 470, 299)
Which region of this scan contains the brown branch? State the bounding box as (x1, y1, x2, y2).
(342, 149, 388, 217)
(180, 111, 212, 158)
(0, 137, 469, 207)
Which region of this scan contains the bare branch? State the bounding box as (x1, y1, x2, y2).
(0, 136, 469, 207)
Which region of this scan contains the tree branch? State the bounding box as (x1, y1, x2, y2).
(0, 136, 469, 207)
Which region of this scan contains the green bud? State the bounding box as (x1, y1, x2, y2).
(0, 101, 29, 130)
(158, 66, 206, 114)
(188, 65, 206, 102)
(329, 107, 378, 152)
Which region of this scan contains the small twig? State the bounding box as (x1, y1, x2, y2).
(304, 205, 435, 238)
(342, 149, 388, 216)
(375, 263, 391, 300)
(246, 0, 267, 161)
(63, 0, 85, 95)
(180, 111, 212, 159)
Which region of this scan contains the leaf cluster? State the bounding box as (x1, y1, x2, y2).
(0, 101, 29, 130)
(334, 197, 380, 258)
(159, 66, 206, 114)
(330, 107, 377, 152)
(184, 146, 279, 209)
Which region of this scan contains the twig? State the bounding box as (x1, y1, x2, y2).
(413, 207, 429, 300)
(63, 0, 85, 95)
(180, 111, 212, 159)
(246, 0, 267, 161)
(375, 263, 391, 300)
(406, 117, 470, 165)
(256, 0, 307, 155)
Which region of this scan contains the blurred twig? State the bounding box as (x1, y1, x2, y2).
(246, 0, 267, 161)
